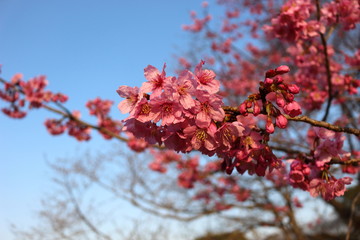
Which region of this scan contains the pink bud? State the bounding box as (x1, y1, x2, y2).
(276, 95, 285, 107)
(264, 78, 274, 85)
(284, 101, 302, 117)
(266, 117, 275, 133)
(276, 114, 288, 128)
(275, 65, 290, 75)
(239, 102, 247, 115)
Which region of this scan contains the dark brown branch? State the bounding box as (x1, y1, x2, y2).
(223, 106, 360, 137)
(329, 158, 360, 166)
(287, 115, 360, 137)
(315, 0, 334, 122)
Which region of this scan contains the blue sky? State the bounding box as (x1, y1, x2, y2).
(0, 0, 224, 238)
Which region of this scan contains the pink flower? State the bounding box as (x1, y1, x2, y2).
(182, 11, 212, 32)
(148, 161, 167, 173)
(183, 123, 218, 151)
(140, 64, 172, 98)
(130, 98, 155, 123)
(66, 111, 91, 141)
(309, 177, 352, 201)
(127, 134, 148, 152)
(44, 119, 66, 135)
(313, 127, 336, 139)
(117, 86, 139, 114)
(123, 118, 163, 145)
(86, 97, 113, 119)
(215, 122, 244, 151)
(20, 75, 52, 108)
(288, 159, 311, 191)
(289, 170, 305, 183)
(164, 70, 197, 109)
(314, 139, 339, 166)
(333, 177, 352, 196)
(1, 106, 27, 119)
(194, 60, 220, 94)
(194, 91, 225, 128)
(51, 93, 68, 103)
(150, 96, 184, 126)
(309, 179, 331, 199)
(177, 170, 196, 188)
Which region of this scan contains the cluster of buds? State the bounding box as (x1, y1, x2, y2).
(239, 65, 302, 134)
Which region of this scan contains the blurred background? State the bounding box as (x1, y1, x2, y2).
(0, 1, 216, 239)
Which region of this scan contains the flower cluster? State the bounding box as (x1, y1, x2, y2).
(118, 62, 299, 178)
(309, 176, 352, 201)
(182, 4, 212, 33)
(44, 98, 122, 141)
(0, 73, 122, 141)
(0, 74, 67, 118)
(321, 0, 360, 30)
(86, 97, 122, 139)
(263, 0, 324, 41)
(118, 61, 226, 155)
(45, 110, 92, 141)
(288, 127, 353, 200)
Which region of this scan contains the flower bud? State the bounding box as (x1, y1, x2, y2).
(239, 102, 247, 115)
(282, 92, 294, 102)
(284, 101, 302, 117)
(265, 69, 277, 78)
(276, 114, 288, 128)
(287, 84, 300, 94)
(253, 102, 261, 116)
(276, 95, 285, 107)
(264, 78, 274, 85)
(266, 117, 275, 133)
(275, 65, 290, 75)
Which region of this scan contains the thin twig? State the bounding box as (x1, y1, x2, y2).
(315, 0, 334, 121)
(65, 181, 112, 240)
